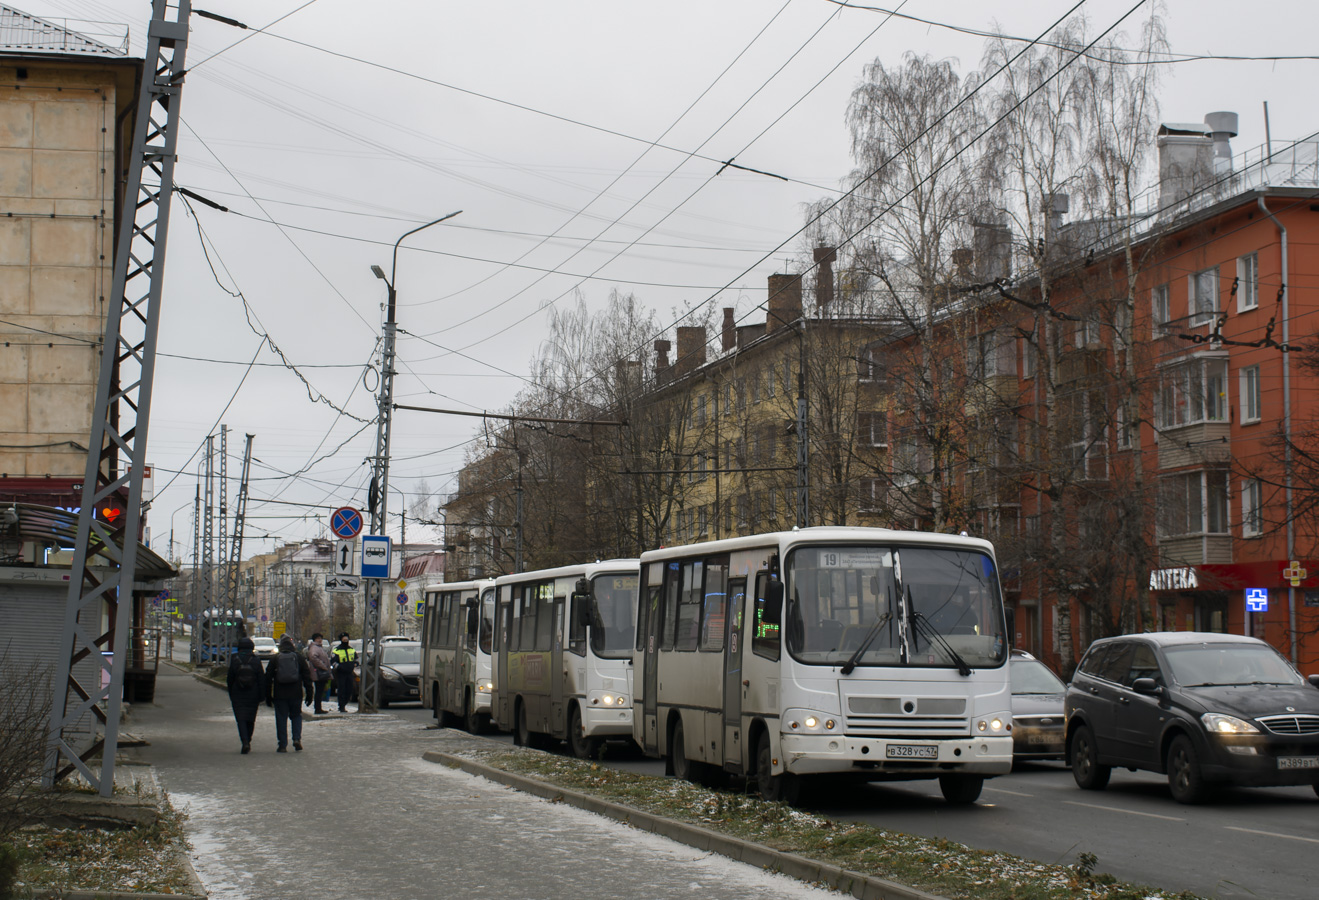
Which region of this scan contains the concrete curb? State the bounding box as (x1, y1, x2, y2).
(422, 750, 947, 900)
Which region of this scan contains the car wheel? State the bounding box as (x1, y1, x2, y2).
(1167, 735, 1207, 804)
(939, 774, 984, 804)
(1070, 724, 1111, 790)
(568, 705, 599, 759)
(756, 734, 800, 804)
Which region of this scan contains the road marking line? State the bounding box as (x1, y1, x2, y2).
(985, 787, 1033, 797)
(1062, 800, 1184, 822)
(1224, 826, 1319, 845)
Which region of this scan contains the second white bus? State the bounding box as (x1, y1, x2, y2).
(421, 579, 496, 733)
(633, 527, 1013, 804)
(492, 560, 640, 757)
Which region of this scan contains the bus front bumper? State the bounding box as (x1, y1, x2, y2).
(582, 703, 633, 738)
(780, 733, 1013, 776)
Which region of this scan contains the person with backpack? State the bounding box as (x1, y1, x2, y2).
(226, 637, 265, 754)
(265, 634, 313, 752)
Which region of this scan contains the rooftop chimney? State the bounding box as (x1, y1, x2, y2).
(1157, 120, 1213, 213)
(813, 246, 837, 308)
(766, 272, 802, 335)
(972, 218, 1012, 281)
(654, 339, 672, 384)
(675, 325, 707, 376)
(721, 307, 735, 351)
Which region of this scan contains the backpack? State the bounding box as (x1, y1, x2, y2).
(232, 656, 258, 691)
(275, 651, 301, 684)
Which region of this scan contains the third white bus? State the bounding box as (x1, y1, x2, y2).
(421, 579, 496, 732)
(633, 527, 1013, 804)
(492, 560, 639, 757)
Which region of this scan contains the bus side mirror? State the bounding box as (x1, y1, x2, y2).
(762, 580, 784, 627)
(467, 606, 478, 638)
(573, 594, 593, 628)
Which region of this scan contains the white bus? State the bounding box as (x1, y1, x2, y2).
(633, 527, 1013, 804)
(421, 579, 496, 733)
(492, 560, 639, 757)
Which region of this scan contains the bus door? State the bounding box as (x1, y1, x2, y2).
(641, 565, 663, 753)
(550, 595, 566, 734)
(722, 578, 747, 772)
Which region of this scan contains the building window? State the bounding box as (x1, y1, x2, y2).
(1021, 336, 1037, 378)
(766, 364, 776, 398)
(859, 478, 883, 512)
(736, 378, 747, 411)
(1189, 267, 1219, 327)
(1151, 284, 1170, 334)
(1157, 357, 1228, 428)
(1239, 364, 1260, 423)
(696, 394, 707, 427)
(856, 411, 887, 447)
(1075, 316, 1102, 348)
(1237, 252, 1258, 311)
(857, 343, 886, 384)
(1241, 479, 1263, 537)
(1116, 399, 1135, 450)
(1158, 470, 1229, 537)
(750, 374, 760, 404)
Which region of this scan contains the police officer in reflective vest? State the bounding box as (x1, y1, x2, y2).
(331, 632, 357, 712)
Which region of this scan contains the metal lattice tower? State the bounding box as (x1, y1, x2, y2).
(217, 424, 229, 621)
(199, 434, 216, 660)
(189, 483, 200, 662)
(222, 434, 254, 634)
(45, 0, 193, 794)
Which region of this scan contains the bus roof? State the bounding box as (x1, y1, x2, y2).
(639, 527, 996, 564)
(421, 578, 494, 597)
(493, 559, 639, 587)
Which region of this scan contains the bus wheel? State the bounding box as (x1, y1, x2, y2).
(939, 774, 984, 804)
(756, 735, 799, 805)
(671, 718, 695, 782)
(515, 702, 532, 748)
(568, 706, 599, 759)
(464, 694, 484, 735)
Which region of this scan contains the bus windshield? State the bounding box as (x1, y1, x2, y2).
(590, 573, 638, 659)
(784, 544, 1006, 670)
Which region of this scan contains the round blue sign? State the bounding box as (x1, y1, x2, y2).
(397, 591, 409, 605)
(331, 506, 364, 539)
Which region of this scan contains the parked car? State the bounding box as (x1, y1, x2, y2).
(365, 641, 422, 707)
(251, 636, 278, 660)
(1065, 631, 1319, 803)
(1009, 649, 1066, 760)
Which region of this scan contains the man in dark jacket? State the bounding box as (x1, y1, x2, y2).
(265, 634, 313, 752)
(330, 632, 357, 712)
(226, 637, 265, 754)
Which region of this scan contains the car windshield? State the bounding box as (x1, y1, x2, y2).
(380, 645, 421, 666)
(784, 543, 1007, 669)
(1164, 642, 1304, 687)
(1011, 658, 1066, 693)
(590, 573, 637, 659)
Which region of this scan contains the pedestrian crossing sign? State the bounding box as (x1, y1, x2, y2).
(414, 597, 424, 617)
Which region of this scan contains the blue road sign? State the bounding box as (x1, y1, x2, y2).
(1246, 588, 1269, 612)
(397, 591, 409, 605)
(331, 506, 364, 539)
(361, 535, 391, 579)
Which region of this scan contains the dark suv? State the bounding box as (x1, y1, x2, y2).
(1065, 632, 1319, 803)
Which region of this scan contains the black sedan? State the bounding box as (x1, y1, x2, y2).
(1065, 631, 1319, 803)
(368, 641, 422, 707)
(1009, 650, 1066, 760)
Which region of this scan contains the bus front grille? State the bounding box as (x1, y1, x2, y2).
(845, 716, 969, 738)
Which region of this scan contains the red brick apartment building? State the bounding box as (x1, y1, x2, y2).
(888, 114, 1319, 673)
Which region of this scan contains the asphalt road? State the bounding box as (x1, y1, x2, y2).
(135, 668, 842, 900)
(390, 704, 1319, 899)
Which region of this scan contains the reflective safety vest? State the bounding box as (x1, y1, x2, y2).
(332, 645, 356, 666)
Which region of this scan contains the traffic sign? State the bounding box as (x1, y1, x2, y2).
(361, 535, 391, 578)
(331, 506, 364, 539)
(326, 574, 362, 593)
(397, 591, 409, 606)
(414, 598, 424, 617)
(333, 539, 357, 576)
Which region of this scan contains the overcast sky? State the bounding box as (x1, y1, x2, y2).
(14, 0, 1318, 562)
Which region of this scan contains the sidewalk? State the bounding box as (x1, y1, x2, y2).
(133, 664, 842, 900)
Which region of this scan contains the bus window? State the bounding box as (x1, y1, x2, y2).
(535, 582, 555, 651)
(752, 573, 781, 661)
(676, 560, 702, 651)
(700, 559, 727, 651)
(464, 600, 478, 652)
(661, 562, 680, 650)
(479, 593, 495, 655)
(568, 591, 587, 657)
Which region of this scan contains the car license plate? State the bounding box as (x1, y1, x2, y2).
(408, 688, 418, 696)
(1278, 756, 1319, 769)
(886, 744, 938, 760)
(1028, 734, 1059, 744)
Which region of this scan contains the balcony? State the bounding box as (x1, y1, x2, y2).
(1158, 535, 1233, 567)
(1158, 422, 1231, 470)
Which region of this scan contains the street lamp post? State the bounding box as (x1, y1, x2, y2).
(359, 211, 460, 712)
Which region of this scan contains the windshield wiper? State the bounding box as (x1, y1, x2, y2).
(907, 607, 972, 677)
(840, 613, 891, 675)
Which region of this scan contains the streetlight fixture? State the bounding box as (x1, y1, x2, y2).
(359, 210, 461, 712)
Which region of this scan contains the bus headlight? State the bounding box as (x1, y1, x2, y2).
(477, 680, 493, 694)
(591, 693, 628, 707)
(785, 710, 838, 733)
(976, 717, 1007, 733)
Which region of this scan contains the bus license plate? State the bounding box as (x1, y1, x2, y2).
(1278, 756, 1319, 769)
(886, 744, 938, 760)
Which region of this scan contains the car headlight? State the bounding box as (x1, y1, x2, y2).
(381, 669, 401, 682)
(477, 680, 493, 693)
(1202, 713, 1259, 734)
(783, 709, 838, 733)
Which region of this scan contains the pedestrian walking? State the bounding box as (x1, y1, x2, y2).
(265, 634, 313, 752)
(331, 632, 357, 713)
(307, 632, 332, 714)
(225, 637, 264, 754)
